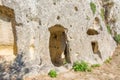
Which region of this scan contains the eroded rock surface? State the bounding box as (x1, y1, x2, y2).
(0, 0, 119, 79)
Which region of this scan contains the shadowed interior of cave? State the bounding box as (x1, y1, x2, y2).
(91, 41, 102, 59)
(49, 24, 71, 67)
(87, 29, 99, 35)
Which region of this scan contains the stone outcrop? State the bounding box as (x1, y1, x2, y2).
(0, 0, 119, 79)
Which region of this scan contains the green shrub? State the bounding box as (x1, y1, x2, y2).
(48, 70, 57, 78)
(106, 24, 111, 34)
(72, 61, 91, 72)
(91, 64, 100, 68)
(104, 57, 112, 63)
(100, 8, 105, 20)
(90, 2, 96, 14)
(114, 34, 120, 44)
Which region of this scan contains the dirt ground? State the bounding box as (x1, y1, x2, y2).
(24, 45, 120, 80)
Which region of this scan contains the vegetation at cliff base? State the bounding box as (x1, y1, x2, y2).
(104, 57, 112, 63)
(72, 61, 91, 72)
(48, 70, 57, 78)
(91, 64, 100, 68)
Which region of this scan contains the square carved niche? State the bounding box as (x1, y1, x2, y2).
(0, 6, 17, 61)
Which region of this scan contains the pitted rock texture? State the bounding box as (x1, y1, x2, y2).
(0, 0, 119, 79)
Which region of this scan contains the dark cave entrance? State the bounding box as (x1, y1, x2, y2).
(91, 41, 102, 59)
(49, 24, 71, 67)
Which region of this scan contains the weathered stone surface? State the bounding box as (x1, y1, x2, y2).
(0, 0, 119, 79)
(100, 0, 120, 36)
(109, 0, 120, 35)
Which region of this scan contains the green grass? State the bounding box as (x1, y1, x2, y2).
(90, 2, 96, 14)
(100, 8, 105, 20)
(91, 64, 100, 68)
(114, 34, 120, 44)
(72, 61, 91, 72)
(48, 70, 57, 78)
(106, 24, 111, 34)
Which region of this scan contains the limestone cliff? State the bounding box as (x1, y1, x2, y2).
(0, 0, 119, 79)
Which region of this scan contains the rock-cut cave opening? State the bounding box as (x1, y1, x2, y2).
(0, 6, 17, 60)
(49, 24, 71, 67)
(91, 41, 102, 59)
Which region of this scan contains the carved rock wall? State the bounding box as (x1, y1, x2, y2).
(0, 0, 119, 77)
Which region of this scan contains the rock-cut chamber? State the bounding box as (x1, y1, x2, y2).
(49, 24, 71, 67)
(0, 6, 17, 61)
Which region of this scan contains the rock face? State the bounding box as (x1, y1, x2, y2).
(0, 0, 119, 79)
(109, 0, 120, 35)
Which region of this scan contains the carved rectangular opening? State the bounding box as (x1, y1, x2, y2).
(49, 24, 71, 67)
(0, 6, 17, 61)
(91, 41, 102, 59)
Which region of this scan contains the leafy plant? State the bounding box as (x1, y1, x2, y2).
(100, 8, 105, 20)
(114, 34, 120, 44)
(48, 70, 57, 78)
(107, 24, 111, 34)
(91, 64, 100, 68)
(104, 57, 112, 63)
(90, 2, 96, 14)
(72, 61, 91, 72)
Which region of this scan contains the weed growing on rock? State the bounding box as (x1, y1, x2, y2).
(91, 64, 100, 68)
(107, 24, 111, 34)
(90, 2, 96, 14)
(114, 34, 120, 44)
(104, 57, 112, 63)
(72, 61, 91, 72)
(100, 8, 105, 20)
(48, 70, 57, 78)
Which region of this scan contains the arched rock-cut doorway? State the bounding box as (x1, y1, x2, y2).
(49, 24, 71, 67)
(0, 6, 17, 61)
